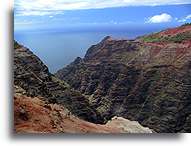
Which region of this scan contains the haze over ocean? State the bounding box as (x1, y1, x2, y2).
(14, 2, 191, 72)
(14, 25, 169, 72)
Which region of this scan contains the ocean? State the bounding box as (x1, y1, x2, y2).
(14, 27, 166, 73)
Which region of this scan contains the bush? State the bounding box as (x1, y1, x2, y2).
(182, 23, 191, 26)
(142, 31, 191, 43)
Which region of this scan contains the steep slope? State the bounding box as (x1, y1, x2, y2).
(14, 89, 152, 133)
(55, 24, 191, 133)
(14, 41, 101, 123)
(14, 41, 153, 133)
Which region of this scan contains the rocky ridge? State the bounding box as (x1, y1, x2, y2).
(55, 24, 191, 133)
(14, 41, 101, 123)
(14, 41, 152, 133)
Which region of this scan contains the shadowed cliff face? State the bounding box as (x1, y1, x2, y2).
(14, 41, 103, 123)
(55, 24, 191, 133)
(14, 42, 153, 133)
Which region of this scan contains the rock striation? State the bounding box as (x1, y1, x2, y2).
(55, 24, 191, 133)
(14, 41, 101, 123)
(14, 41, 152, 133)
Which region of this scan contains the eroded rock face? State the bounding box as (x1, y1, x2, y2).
(55, 25, 191, 133)
(14, 42, 153, 134)
(14, 41, 102, 123)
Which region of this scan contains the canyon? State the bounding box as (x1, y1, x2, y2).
(14, 24, 191, 133)
(14, 41, 152, 133)
(55, 24, 191, 133)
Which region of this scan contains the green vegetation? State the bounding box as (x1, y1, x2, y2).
(51, 75, 70, 89)
(14, 41, 22, 49)
(141, 34, 161, 42)
(182, 23, 191, 26)
(142, 31, 191, 43)
(169, 32, 191, 43)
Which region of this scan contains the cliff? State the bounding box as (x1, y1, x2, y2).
(55, 24, 191, 133)
(14, 41, 152, 133)
(14, 41, 101, 123)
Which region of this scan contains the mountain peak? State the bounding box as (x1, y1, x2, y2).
(101, 36, 113, 42)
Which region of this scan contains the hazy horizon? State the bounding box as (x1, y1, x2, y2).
(14, 1, 191, 72)
(15, 24, 174, 72)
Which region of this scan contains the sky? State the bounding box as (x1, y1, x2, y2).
(14, 0, 191, 31)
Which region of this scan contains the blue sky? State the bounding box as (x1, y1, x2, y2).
(14, 0, 191, 31)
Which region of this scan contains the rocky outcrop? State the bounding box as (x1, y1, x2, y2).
(106, 116, 153, 133)
(55, 24, 191, 133)
(14, 91, 153, 133)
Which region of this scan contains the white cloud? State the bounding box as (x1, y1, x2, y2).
(177, 14, 191, 22)
(185, 14, 191, 19)
(15, 0, 191, 16)
(147, 13, 173, 23)
(14, 20, 34, 25)
(178, 19, 187, 23)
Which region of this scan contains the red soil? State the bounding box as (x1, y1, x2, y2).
(160, 25, 191, 36)
(14, 94, 153, 133)
(14, 95, 123, 133)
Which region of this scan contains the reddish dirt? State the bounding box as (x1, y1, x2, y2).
(182, 40, 191, 48)
(160, 25, 191, 36)
(143, 38, 191, 60)
(143, 42, 165, 57)
(145, 42, 166, 48)
(14, 95, 124, 133)
(14, 94, 153, 133)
